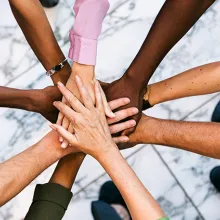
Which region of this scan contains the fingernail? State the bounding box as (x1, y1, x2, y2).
(57, 82, 64, 87)
(124, 137, 129, 142)
(50, 124, 57, 131)
(109, 112, 116, 118)
(53, 101, 57, 106)
(124, 98, 130, 104)
(61, 142, 67, 149)
(59, 137, 63, 142)
(133, 108, 139, 114)
(75, 75, 80, 81)
(131, 120, 136, 126)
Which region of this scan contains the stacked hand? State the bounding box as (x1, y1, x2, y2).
(102, 75, 147, 136)
(50, 76, 125, 156)
(56, 63, 117, 148)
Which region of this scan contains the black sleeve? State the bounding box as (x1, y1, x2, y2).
(25, 183, 72, 220)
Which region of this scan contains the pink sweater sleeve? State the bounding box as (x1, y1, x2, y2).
(68, 0, 110, 65)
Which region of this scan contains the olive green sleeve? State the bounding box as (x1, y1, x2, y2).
(24, 183, 72, 220)
(158, 218, 169, 220)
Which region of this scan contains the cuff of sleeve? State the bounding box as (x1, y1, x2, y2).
(33, 183, 73, 210)
(68, 31, 97, 65)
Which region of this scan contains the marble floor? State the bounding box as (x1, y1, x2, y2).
(0, 0, 220, 219)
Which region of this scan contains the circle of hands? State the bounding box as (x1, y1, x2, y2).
(46, 75, 141, 154)
(32, 74, 148, 153)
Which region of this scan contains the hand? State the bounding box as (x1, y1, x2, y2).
(50, 76, 120, 158)
(31, 84, 138, 137)
(117, 114, 159, 150)
(102, 75, 147, 136)
(57, 62, 115, 148)
(33, 86, 62, 123)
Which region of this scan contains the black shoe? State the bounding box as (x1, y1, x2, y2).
(99, 181, 130, 215)
(40, 0, 59, 8)
(210, 166, 220, 192)
(211, 101, 220, 122)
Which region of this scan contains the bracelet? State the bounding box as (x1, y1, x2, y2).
(46, 58, 68, 77)
(143, 85, 153, 110)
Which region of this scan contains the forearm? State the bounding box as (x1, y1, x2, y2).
(0, 86, 35, 111)
(49, 153, 85, 190)
(125, 0, 215, 89)
(0, 131, 71, 206)
(97, 147, 165, 220)
(131, 115, 220, 159)
(8, 0, 71, 84)
(149, 62, 220, 105)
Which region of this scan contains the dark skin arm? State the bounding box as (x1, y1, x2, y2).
(103, 0, 216, 135)
(8, 0, 71, 84)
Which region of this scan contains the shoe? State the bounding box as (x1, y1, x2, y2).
(99, 181, 131, 216)
(210, 166, 220, 191)
(211, 101, 220, 122)
(40, 0, 59, 8)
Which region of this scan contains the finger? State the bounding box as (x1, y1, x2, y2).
(113, 136, 129, 144)
(108, 98, 130, 111)
(99, 82, 115, 118)
(56, 112, 64, 126)
(121, 126, 136, 136)
(61, 123, 74, 148)
(57, 97, 70, 142)
(50, 124, 76, 147)
(108, 107, 138, 125)
(75, 75, 94, 109)
(57, 82, 86, 113)
(110, 119, 136, 134)
(53, 101, 79, 124)
(60, 116, 70, 143)
(95, 80, 104, 111)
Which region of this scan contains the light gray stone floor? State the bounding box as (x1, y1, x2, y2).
(0, 1, 220, 219)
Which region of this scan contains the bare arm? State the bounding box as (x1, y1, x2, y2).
(149, 61, 220, 106)
(126, 114, 220, 159)
(97, 147, 166, 219)
(50, 77, 167, 220)
(0, 131, 76, 207)
(104, 0, 216, 134)
(8, 0, 71, 84)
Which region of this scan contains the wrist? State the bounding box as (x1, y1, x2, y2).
(94, 144, 120, 164)
(51, 62, 72, 85)
(123, 68, 147, 91)
(136, 115, 162, 144)
(49, 153, 86, 189)
(71, 62, 95, 79)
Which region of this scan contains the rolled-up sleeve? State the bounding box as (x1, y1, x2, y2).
(68, 0, 110, 65)
(24, 183, 72, 220)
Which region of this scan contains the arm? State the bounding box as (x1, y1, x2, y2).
(0, 131, 76, 207)
(8, 0, 71, 84)
(124, 114, 220, 159)
(104, 0, 216, 134)
(50, 77, 167, 220)
(24, 153, 85, 220)
(148, 61, 220, 106)
(97, 147, 166, 220)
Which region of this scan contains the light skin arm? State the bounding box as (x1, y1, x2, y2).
(50, 77, 166, 219)
(0, 131, 77, 207)
(149, 61, 220, 106)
